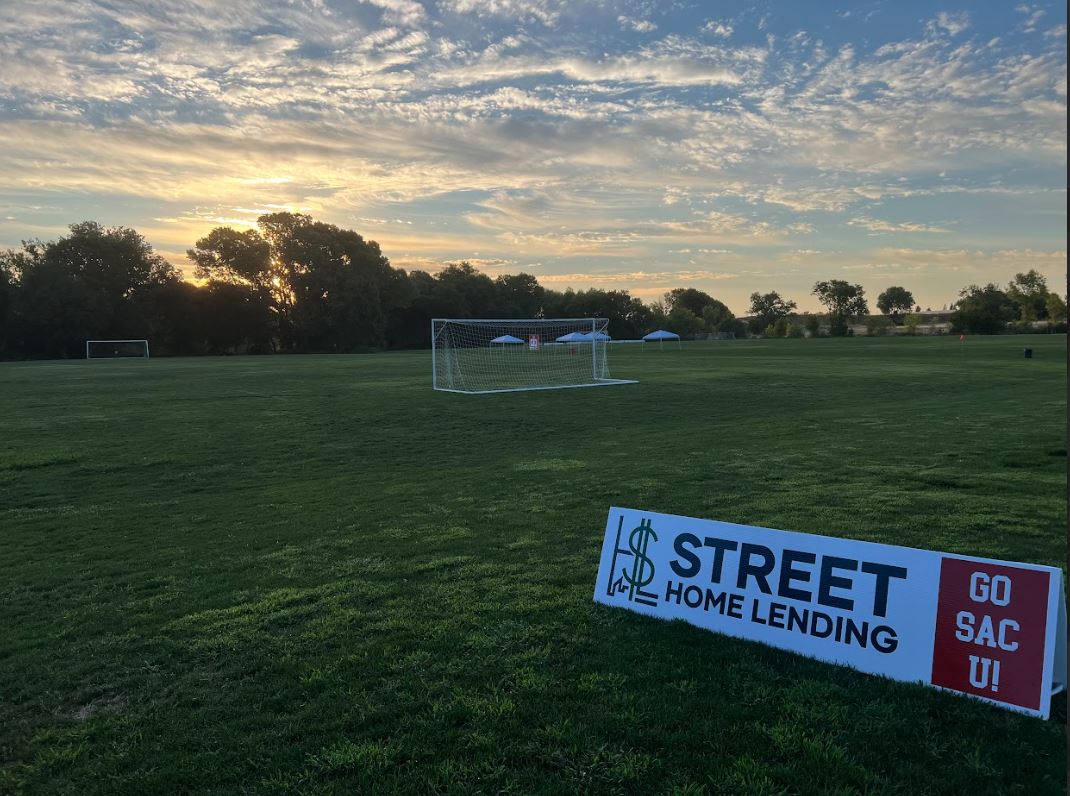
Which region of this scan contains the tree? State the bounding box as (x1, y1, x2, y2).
(544, 287, 651, 339)
(187, 226, 278, 342)
(666, 306, 704, 338)
(9, 249, 104, 358)
(748, 291, 797, 331)
(1006, 270, 1049, 322)
(0, 255, 14, 354)
(201, 282, 277, 354)
(187, 227, 273, 290)
(876, 286, 915, 324)
(664, 288, 716, 316)
(495, 273, 545, 317)
(904, 313, 922, 335)
(5, 223, 177, 357)
(951, 284, 1017, 334)
(812, 280, 868, 336)
(803, 314, 821, 337)
(647, 298, 669, 332)
(1045, 293, 1067, 326)
(191, 213, 405, 352)
(433, 262, 498, 319)
(700, 300, 736, 334)
(865, 315, 892, 336)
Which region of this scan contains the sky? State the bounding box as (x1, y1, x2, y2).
(0, 1, 1065, 313)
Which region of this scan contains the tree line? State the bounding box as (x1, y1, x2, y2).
(0, 214, 1064, 358)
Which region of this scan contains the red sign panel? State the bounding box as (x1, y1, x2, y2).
(931, 558, 1050, 712)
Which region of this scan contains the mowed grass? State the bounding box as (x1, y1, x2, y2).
(0, 336, 1066, 795)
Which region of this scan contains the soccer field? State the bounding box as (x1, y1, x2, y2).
(1, 336, 1066, 793)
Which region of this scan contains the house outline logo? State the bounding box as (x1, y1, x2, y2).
(606, 515, 658, 607)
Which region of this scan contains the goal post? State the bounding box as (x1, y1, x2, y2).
(432, 318, 637, 394)
(86, 339, 150, 359)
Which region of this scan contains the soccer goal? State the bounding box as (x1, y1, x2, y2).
(86, 340, 150, 359)
(432, 318, 637, 394)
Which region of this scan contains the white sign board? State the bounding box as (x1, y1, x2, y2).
(594, 507, 1066, 718)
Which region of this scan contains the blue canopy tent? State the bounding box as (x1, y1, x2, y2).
(642, 329, 681, 350)
(583, 331, 612, 341)
(556, 331, 590, 343)
(489, 334, 524, 345)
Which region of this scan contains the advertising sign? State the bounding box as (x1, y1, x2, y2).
(594, 507, 1066, 718)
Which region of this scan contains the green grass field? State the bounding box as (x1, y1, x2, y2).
(1, 336, 1066, 794)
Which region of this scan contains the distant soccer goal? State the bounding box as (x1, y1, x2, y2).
(86, 340, 150, 359)
(432, 318, 637, 394)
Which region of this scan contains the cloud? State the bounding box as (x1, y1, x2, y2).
(618, 16, 657, 33)
(848, 217, 951, 234)
(438, 0, 566, 26)
(702, 20, 733, 38)
(1015, 4, 1046, 33)
(0, 1, 1063, 307)
(536, 269, 737, 284)
(933, 12, 970, 36)
(359, 0, 427, 26)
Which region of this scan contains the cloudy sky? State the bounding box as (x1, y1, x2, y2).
(0, 0, 1065, 312)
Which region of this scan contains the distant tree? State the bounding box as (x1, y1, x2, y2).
(201, 282, 277, 353)
(951, 284, 1017, 334)
(8, 250, 96, 358)
(812, 280, 868, 337)
(804, 314, 821, 337)
(1045, 293, 1067, 325)
(876, 286, 915, 324)
(433, 262, 498, 319)
(664, 288, 717, 316)
(48, 221, 177, 301)
(1006, 270, 1049, 322)
(700, 299, 736, 334)
(130, 280, 206, 355)
(865, 315, 893, 336)
(546, 287, 651, 339)
(784, 322, 804, 339)
(187, 227, 273, 291)
(647, 298, 669, 332)
(7, 223, 177, 357)
(191, 213, 404, 352)
(748, 291, 797, 331)
(495, 273, 545, 317)
(0, 255, 14, 353)
(666, 306, 704, 338)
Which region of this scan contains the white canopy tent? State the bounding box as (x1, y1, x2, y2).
(642, 329, 681, 350)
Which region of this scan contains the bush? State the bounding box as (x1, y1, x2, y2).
(785, 322, 803, 338)
(763, 323, 779, 338)
(904, 313, 921, 335)
(865, 316, 893, 336)
(804, 314, 821, 337)
(773, 317, 788, 337)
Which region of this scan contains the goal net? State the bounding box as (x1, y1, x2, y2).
(86, 339, 150, 359)
(432, 318, 637, 394)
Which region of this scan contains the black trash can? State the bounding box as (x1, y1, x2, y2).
(1024, 348, 1033, 359)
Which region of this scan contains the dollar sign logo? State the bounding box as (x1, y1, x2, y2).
(623, 519, 657, 601)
